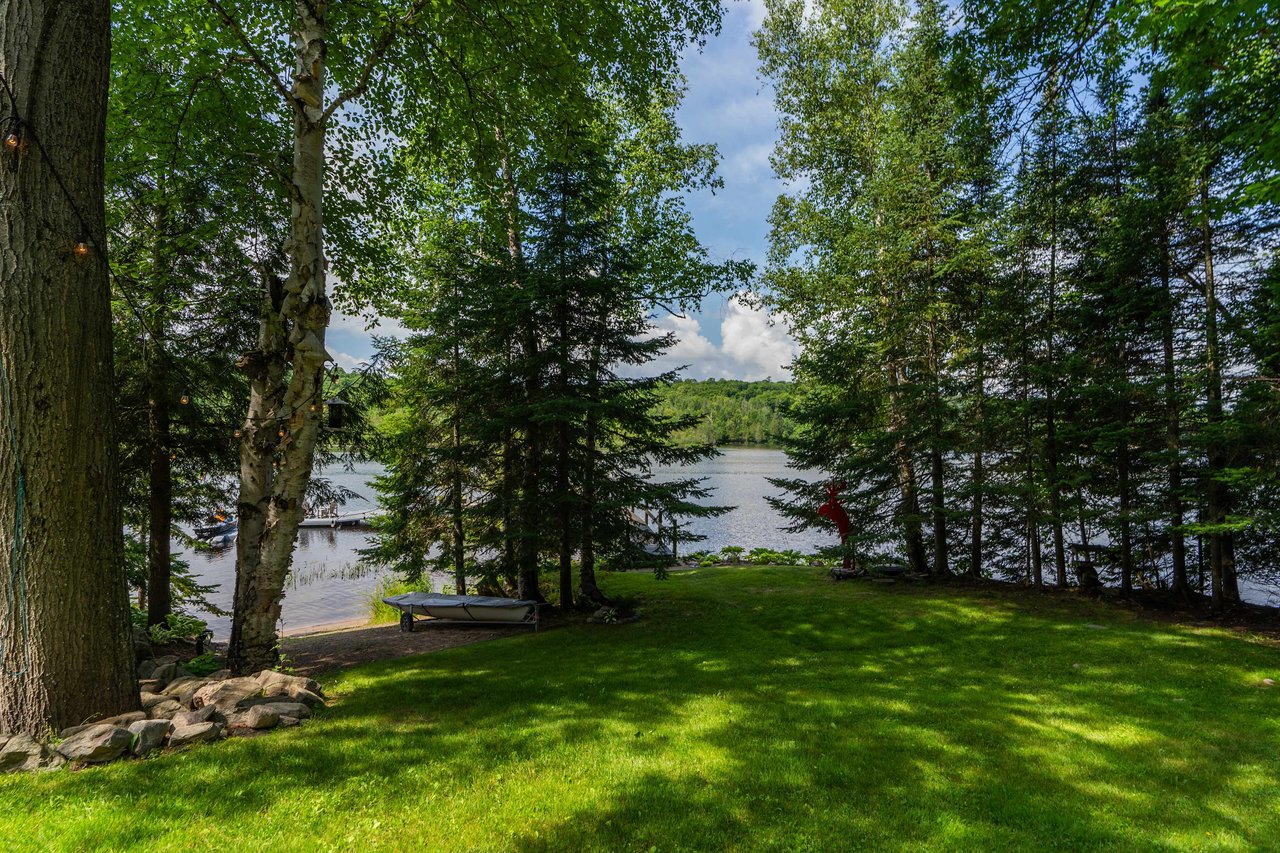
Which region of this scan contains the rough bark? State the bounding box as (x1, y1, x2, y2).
(0, 0, 138, 733)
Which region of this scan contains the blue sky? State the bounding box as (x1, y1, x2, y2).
(329, 0, 797, 381)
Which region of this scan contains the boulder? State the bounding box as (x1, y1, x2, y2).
(140, 692, 167, 711)
(132, 626, 152, 662)
(277, 715, 300, 728)
(255, 670, 323, 698)
(128, 720, 171, 757)
(148, 700, 183, 720)
(150, 662, 179, 689)
(101, 711, 146, 727)
(159, 675, 201, 698)
(168, 721, 221, 747)
(228, 705, 280, 731)
(205, 669, 232, 681)
(55, 724, 133, 764)
(0, 733, 66, 773)
(173, 705, 225, 728)
(137, 659, 158, 680)
(192, 677, 262, 712)
(284, 686, 326, 709)
(59, 724, 92, 739)
(253, 701, 311, 720)
(137, 679, 161, 694)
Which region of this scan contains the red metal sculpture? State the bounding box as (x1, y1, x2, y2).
(817, 481, 853, 570)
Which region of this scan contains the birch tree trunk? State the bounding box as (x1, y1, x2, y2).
(227, 0, 332, 672)
(0, 0, 138, 733)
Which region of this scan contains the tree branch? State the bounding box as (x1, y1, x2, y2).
(319, 0, 434, 126)
(206, 0, 299, 111)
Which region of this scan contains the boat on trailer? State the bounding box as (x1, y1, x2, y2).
(381, 592, 540, 632)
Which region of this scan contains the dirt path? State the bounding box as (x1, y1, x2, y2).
(282, 622, 521, 676)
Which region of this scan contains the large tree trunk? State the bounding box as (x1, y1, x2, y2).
(0, 0, 138, 734)
(554, 300, 573, 610)
(1045, 101, 1068, 588)
(227, 0, 332, 672)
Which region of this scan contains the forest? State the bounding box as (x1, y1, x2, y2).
(2, 0, 1279, 845)
(653, 379, 798, 445)
(761, 0, 1280, 607)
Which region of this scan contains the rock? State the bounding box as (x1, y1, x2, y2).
(149, 700, 183, 720)
(205, 669, 232, 681)
(132, 626, 153, 662)
(255, 670, 323, 698)
(228, 705, 280, 731)
(128, 719, 171, 756)
(158, 674, 199, 697)
(151, 662, 180, 689)
(140, 692, 167, 711)
(192, 677, 263, 712)
(254, 701, 311, 720)
(0, 734, 7, 753)
(0, 733, 66, 773)
(137, 659, 158, 680)
(137, 679, 161, 694)
(1262, 678, 1276, 687)
(285, 686, 326, 709)
(168, 721, 221, 747)
(55, 724, 133, 764)
(277, 715, 300, 728)
(174, 705, 225, 727)
(59, 724, 92, 739)
(101, 711, 146, 727)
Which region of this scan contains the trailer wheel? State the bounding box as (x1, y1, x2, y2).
(399, 612, 414, 633)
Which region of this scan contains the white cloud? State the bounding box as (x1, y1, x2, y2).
(329, 309, 409, 339)
(641, 294, 796, 381)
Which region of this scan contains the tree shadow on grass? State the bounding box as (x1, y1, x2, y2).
(2, 568, 1278, 850)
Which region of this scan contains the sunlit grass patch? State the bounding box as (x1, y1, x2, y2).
(1, 566, 1277, 851)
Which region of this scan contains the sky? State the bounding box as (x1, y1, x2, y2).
(327, 0, 798, 382)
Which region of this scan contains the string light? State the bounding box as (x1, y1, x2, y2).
(277, 428, 285, 439)
(180, 394, 190, 405)
(73, 234, 91, 257)
(233, 428, 242, 438)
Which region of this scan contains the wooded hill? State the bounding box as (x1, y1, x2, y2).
(653, 379, 798, 446)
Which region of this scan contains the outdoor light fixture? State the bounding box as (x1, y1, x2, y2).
(180, 394, 190, 405)
(73, 234, 91, 257)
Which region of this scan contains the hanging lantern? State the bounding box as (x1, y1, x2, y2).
(233, 428, 242, 438)
(73, 233, 92, 257)
(325, 398, 347, 430)
(180, 393, 190, 405)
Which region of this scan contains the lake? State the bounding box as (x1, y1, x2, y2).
(185, 447, 828, 639)
(185, 446, 1277, 638)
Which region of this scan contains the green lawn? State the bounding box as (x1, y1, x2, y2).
(2, 567, 1278, 851)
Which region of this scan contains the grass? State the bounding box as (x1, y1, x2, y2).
(2, 566, 1278, 851)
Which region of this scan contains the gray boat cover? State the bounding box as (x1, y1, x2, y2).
(382, 592, 537, 610)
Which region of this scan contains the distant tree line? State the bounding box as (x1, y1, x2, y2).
(760, 0, 1280, 608)
(654, 380, 798, 446)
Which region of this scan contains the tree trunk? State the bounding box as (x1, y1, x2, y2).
(0, 0, 138, 734)
(555, 297, 573, 610)
(1159, 226, 1189, 597)
(968, 344, 985, 579)
(145, 200, 173, 627)
(226, 0, 336, 673)
(579, 337, 610, 606)
(889, 366, 927, 574)
(1199, 165, 1236, 608)
(1045, 100, 1068, 587)
(145, 338, 173, 627)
